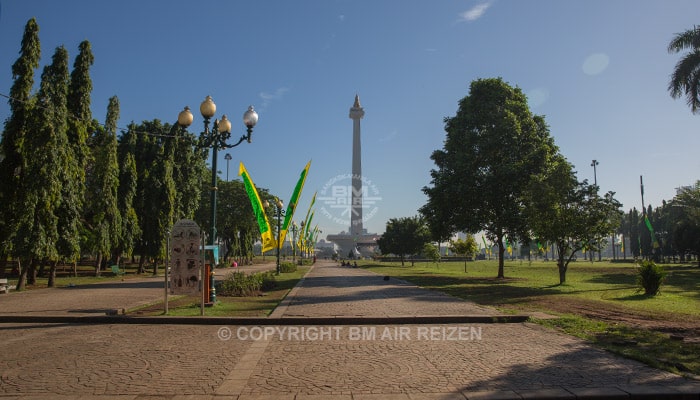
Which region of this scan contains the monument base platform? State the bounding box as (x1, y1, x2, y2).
(326, 233, 381, 259)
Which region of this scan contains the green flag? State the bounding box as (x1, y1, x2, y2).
(239, 162, 275, 253)
(644, 215, 660, 249)
(279, 161, 311, 248)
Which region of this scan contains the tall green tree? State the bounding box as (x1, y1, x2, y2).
(84, 96, 122, 276)
(629, 208, 641, 258)
(421, 78, 556, 278)
(0, 18, 40, 269)
(132, 120, 176, 274)
(14, 46, 70, 289)
(526, 158, 622, 284)
(115, 125, 141, 265)
(671, 181, 700, 265)
(172, 127, 206, 220)
(377, 216, 431, 266)
(56, 40, 94, 272)
(668, 25, 700, 113)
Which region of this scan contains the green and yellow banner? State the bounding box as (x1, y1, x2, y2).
(279, 161, 311, 248)
(298, 192, 316, 250)
(239, 162, 276, 253)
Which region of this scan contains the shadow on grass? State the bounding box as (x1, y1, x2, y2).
(391, 273, 560, 305)
(614, 293, 656, 301)
(584, 273, 636, 285)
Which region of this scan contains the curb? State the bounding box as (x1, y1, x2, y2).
(0, 314, 530, 325)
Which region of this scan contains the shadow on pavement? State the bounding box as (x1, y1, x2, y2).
(58, 280, 164, 290)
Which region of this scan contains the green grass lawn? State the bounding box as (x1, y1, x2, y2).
(362, 259, 700, 318)
(362, 259, 700, 376)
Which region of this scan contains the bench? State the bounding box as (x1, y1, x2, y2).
(110, 265, 125, 276)
(0, 278, 9, 294)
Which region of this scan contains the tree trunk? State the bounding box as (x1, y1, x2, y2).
(27, 259, 38, 285)
(152, 258, 158, 276)
(497, 236, 505, 279)
(16, 259, 27, 291)
(47, 260, 58, 287)
(138, 255, 146, 274)
(400, 255, 405, 266)
(464, 258, 467, 273)
(557, 243, 568, 284)
(72, 261, 77, 277)
(95, 252, 103, 277)
(558, 261, 567, 284)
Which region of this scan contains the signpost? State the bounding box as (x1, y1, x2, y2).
(169, 219, 203, 297)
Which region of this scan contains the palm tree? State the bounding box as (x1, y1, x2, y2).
(668, 25, 700, 113)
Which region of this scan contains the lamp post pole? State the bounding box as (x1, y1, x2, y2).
(265, 198, 285, 275)
(225, 153, 232, 182)
(591, 159, 600, 261)
(177, 96, 258, 303)
(291, 222, 298, 264)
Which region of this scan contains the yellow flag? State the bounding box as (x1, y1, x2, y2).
(239, 162, 276, 253)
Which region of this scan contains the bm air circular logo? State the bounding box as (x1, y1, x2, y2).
(318, 174, 381, 228)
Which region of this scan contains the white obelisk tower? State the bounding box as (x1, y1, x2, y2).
(349, 94, 365, 237)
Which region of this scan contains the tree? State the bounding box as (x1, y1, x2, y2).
(422, 243, 441, 268)
(526, 158, 622, 284)
(377, 216, 431, 266)
(131, 120, 176, 274)
(13, 46, 70, 289)
(57, 40, 94, 273)
(0, 18, 40, 275)
(629, 208, 641, 258)
(449, 236, 478, 272)
(114, 124, 141, 266)
(217, 179, 259, 263)
(668, 25, 700, 113)
(421, 77, 556, 278)
(84, 96, 121, 276)
(671, 181, 700, 265)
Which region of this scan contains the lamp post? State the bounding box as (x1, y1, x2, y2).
(591, 159, 601, 261)
(591, 160, 598, 187)
(291, 222, 298, 264)
(224, 153, 232, 182)
(299, 220, 306, 259)
(177, 96, 258, 303)
(264, 198, 285, 275)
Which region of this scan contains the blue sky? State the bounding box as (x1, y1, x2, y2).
(1, 0, 699, 241)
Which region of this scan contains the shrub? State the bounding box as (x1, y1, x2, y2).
(636, 260, 666, 296)
(260, 271, 277, 291)
(217, 270, 277, 297)
(279, 262, 297, 273)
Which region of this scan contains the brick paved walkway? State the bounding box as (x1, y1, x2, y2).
(1, 260, 699, 399)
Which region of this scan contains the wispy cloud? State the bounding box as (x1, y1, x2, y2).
(459, 2, 492, 22)
(258, 87, 289, 109)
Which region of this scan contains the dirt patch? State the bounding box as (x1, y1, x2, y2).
(501, 296, 700, 343)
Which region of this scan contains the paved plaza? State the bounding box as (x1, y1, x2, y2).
(1, 260, 699, 399)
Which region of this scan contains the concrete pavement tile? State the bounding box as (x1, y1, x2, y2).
(407, 393, 467, 399)
(616, 385, 688, 399)
(462, 390, 523, 400)
(516, 388, 575, 399)
(565, 387, 630, 399)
